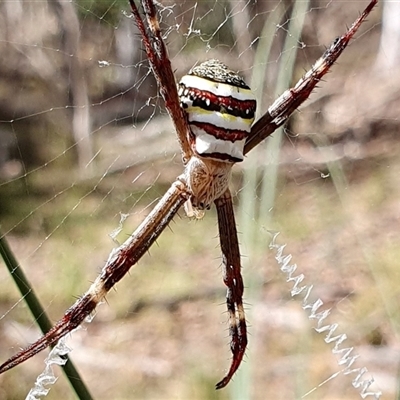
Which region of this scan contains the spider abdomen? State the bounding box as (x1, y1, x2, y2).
(179, 60, 256, 163)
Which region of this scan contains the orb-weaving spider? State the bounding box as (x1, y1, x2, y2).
(0, 0, 377, 390)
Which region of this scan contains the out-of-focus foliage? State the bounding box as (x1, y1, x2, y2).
(75, 0, 129, 23)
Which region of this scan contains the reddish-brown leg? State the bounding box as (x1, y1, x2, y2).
(129, 0, 192, 163)
(215, 189, 247, 389)
(0, 180, 188, 374)
(245, 0, 378, 155)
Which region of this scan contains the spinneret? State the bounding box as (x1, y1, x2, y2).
(179, 59, 256, 163)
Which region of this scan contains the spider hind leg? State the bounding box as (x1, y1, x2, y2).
(215, 189, 247, 389)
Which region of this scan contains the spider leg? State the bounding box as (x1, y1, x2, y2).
(129, 0, 192, 163)
(244, 0, 378, 155)
(214, 189, 247, 389)
(0, 179, 189, 374)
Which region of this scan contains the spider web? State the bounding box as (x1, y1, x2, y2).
(0, 1, 395, 399)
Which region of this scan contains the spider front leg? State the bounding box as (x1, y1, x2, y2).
(0, 179, 189, 374)
(244, 0, 378, 155)
(215, 189, 247, 389)
(129, 0, 192, 163)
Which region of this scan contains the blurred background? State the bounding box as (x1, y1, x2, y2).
(0, 0, 398, 399)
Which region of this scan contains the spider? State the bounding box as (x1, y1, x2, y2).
(0, 0, 377, 390)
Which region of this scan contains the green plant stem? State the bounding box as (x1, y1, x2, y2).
(0, 231, 93, 400)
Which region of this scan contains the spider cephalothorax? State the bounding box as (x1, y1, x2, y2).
(179, 60, 256, 212)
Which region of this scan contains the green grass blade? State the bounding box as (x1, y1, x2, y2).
(0, 231, 93, 400)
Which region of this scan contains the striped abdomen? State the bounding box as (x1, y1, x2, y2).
(178, 60, 256, 163)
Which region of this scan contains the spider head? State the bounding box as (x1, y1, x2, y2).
(178, 59, 256, 163)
